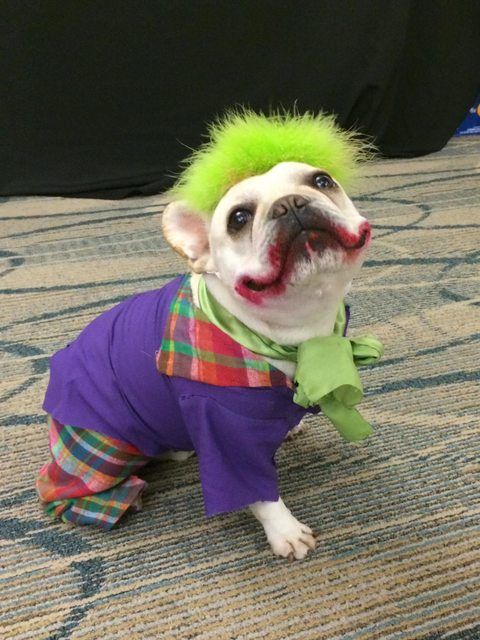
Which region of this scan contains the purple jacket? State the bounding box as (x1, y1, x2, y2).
(43, 276, 309, 516)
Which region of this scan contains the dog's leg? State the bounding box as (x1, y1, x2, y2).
(285, 420, 306, 440)
(249, 498, 316, 560)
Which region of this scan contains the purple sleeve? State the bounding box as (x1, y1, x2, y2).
(178, 393, 292, 516)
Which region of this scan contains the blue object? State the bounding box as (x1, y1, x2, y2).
(455, 94, 480, 135)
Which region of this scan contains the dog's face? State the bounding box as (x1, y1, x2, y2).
(163, 161, 370, 310)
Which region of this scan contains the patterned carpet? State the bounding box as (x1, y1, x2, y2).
(1, 137, 479, 639)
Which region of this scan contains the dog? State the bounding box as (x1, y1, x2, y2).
(37, 112, 374, 561)
(162, 161, 371, 560)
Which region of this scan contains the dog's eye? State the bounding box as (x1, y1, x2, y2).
(227, 208, 253, 234)
(313, 173, 335, 189)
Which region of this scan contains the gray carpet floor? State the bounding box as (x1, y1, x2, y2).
(1, 136, 479, 639)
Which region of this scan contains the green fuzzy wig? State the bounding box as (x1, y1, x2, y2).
(170, 109, 372, 215)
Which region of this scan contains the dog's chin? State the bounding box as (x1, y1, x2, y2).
(235, 225, 370, 304)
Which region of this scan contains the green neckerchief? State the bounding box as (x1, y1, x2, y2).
(197, 276, 384, 442)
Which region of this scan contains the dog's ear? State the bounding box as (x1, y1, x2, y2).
(162, 201, 214, 273)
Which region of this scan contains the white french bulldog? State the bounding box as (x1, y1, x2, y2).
(162, 160, 371, 560)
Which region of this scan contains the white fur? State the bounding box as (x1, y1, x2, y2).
(249, 498, 316, 560)
(163, 161, 369, 560)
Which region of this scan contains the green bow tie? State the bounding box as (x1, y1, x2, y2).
(197, 276, 383, 442)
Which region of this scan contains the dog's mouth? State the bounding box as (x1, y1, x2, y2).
(237, 221, 371, 301)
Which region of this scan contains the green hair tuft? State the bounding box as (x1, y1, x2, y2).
(170, 109, 373, 214)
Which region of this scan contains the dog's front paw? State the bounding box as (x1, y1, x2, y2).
(266, 519, 316, 561)
(250, 499, 316, 561)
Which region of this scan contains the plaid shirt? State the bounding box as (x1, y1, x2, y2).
(156, 276, 292, 389)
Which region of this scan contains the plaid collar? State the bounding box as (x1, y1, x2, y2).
(156, 276, 292, 388)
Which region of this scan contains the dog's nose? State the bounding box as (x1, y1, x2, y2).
(270, 194, 310, 219)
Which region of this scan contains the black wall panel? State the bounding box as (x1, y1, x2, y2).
(1, 1, 479, 198)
